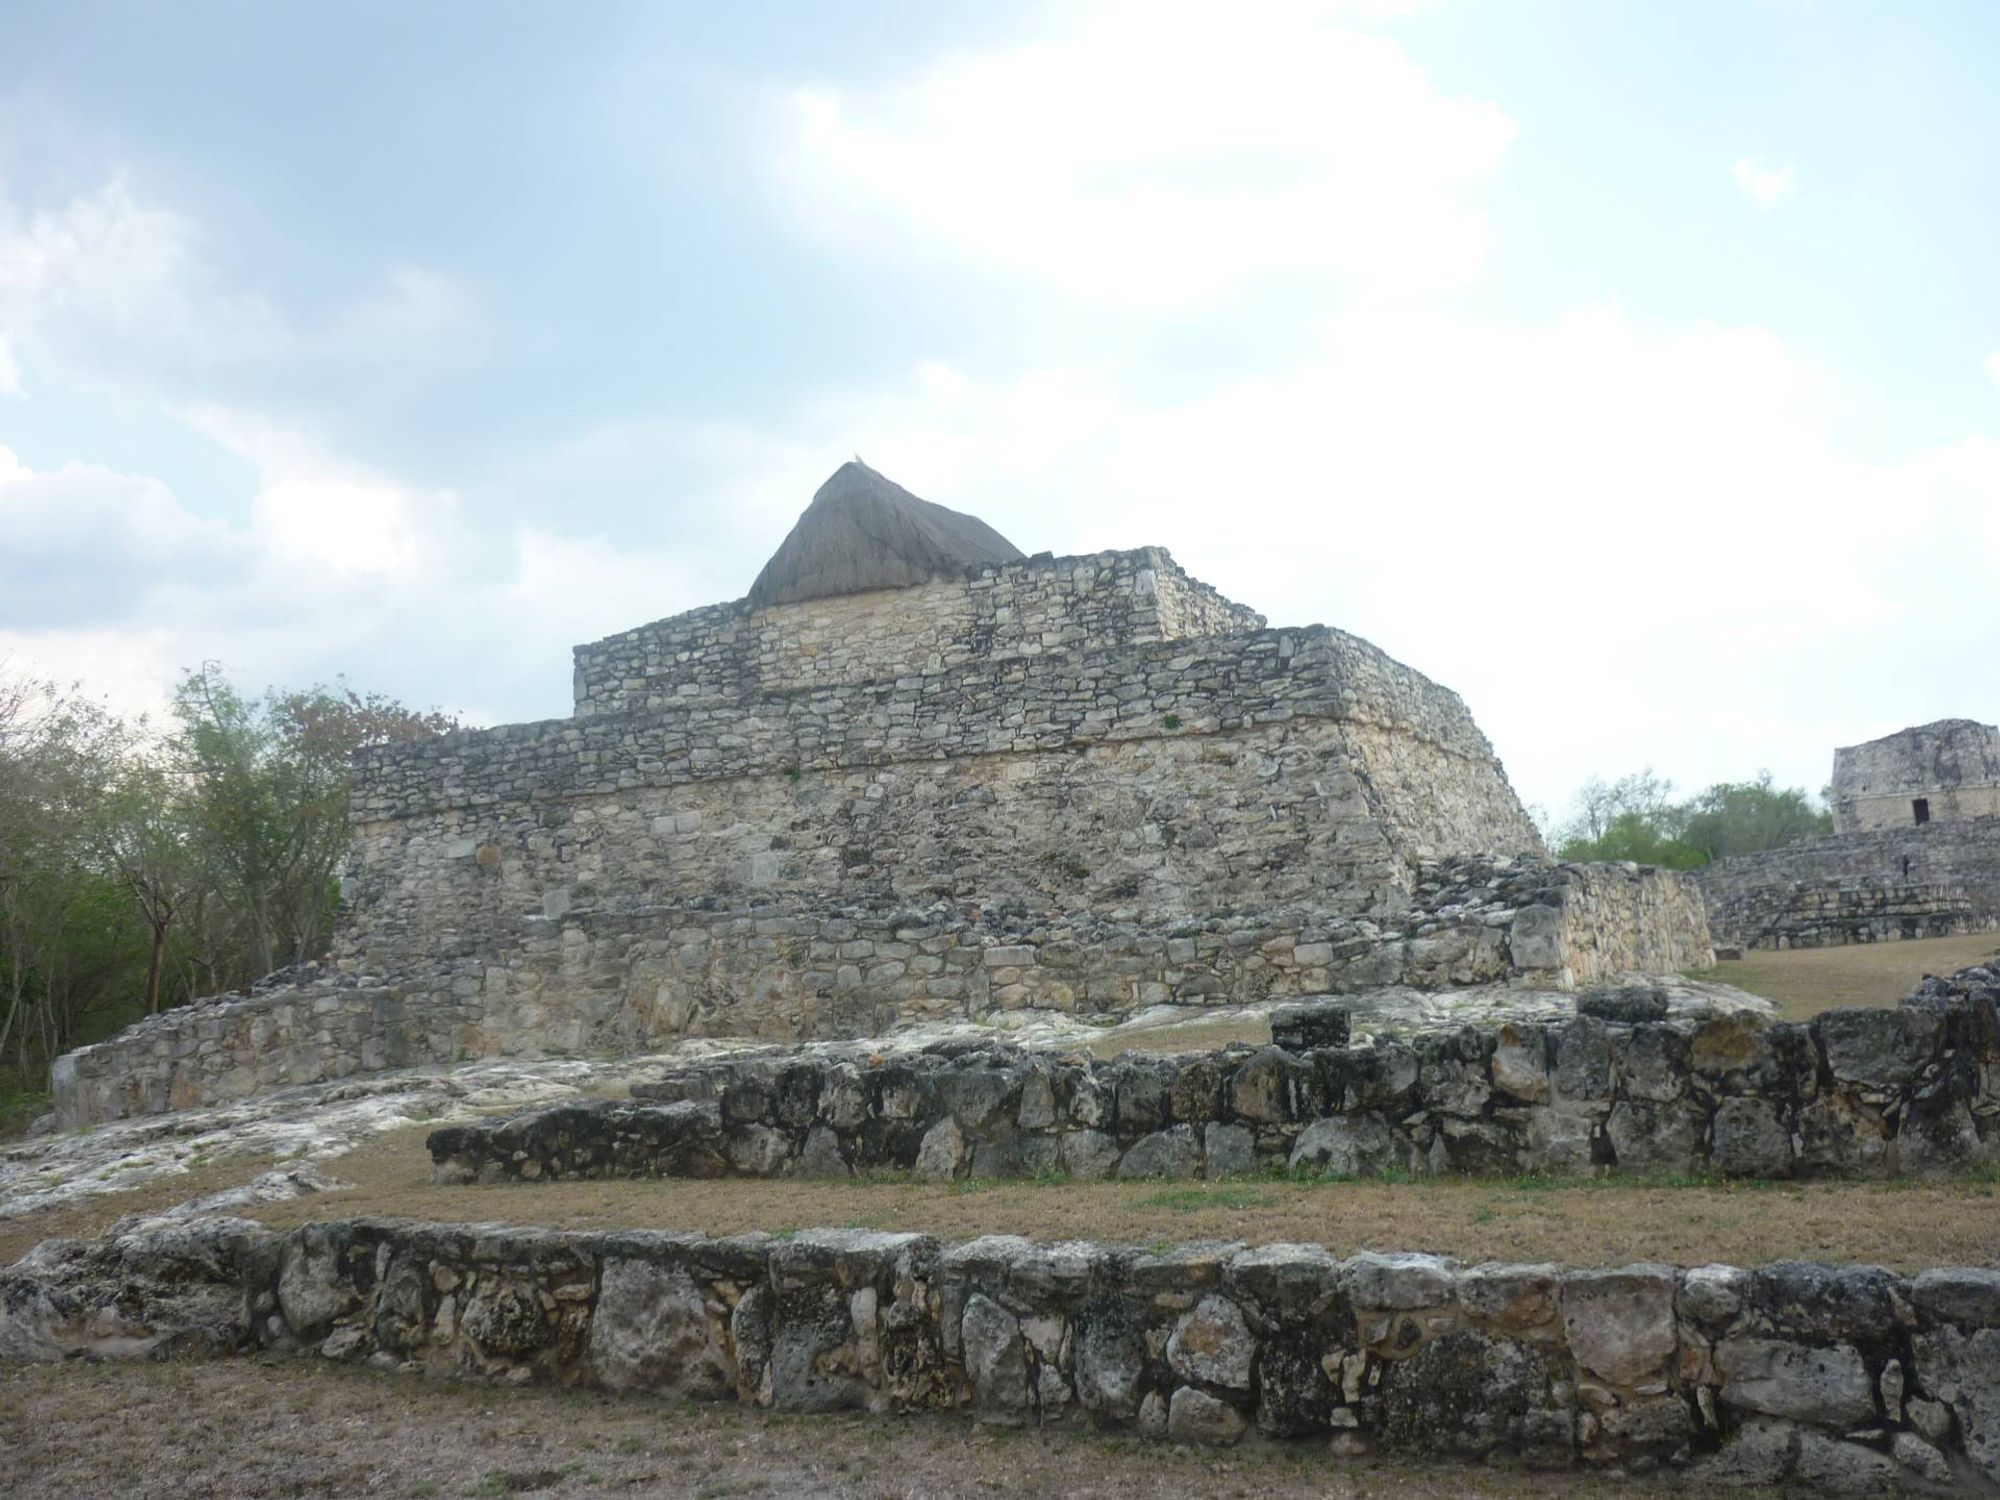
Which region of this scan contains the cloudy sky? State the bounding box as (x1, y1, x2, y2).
(3, 0, 1997, 823)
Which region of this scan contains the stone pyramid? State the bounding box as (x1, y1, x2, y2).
(746, 461, 1025, 608)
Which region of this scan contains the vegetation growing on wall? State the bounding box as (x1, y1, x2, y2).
(0, 663, 453, 1092)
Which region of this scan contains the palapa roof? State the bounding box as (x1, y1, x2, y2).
(746, 461, 1024, 608)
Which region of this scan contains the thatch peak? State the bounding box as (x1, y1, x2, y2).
(746, 461, 1025, 608)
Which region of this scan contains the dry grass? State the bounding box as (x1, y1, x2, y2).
(1701, 930, 2000, 1022)
(0, 1356, 1762, 1500)
(228, 1126, 1998, 1270)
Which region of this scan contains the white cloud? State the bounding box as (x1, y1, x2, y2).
(628, 303, 1998, 815)
(782, 0, 1515, 304)
(1985, 351, 2000, 385)
(0, 174, 479, 401)
(1731, 156, 1798, 208)
(181, 405, 458, 577)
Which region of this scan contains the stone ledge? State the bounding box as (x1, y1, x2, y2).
(4, 1217, 1997, 1491)
(427, 981, 2000, 1185)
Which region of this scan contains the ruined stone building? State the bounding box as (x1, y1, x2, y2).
(52, 463, 1711, 1125)
(1701, 720, 2000, 949)
(1830, 719, 2000, 833)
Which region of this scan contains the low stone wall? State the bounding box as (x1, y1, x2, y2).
(1707, 877, 1983, 950)
(429, 982, 2000, 1185)
(4, 1216, 1997, 1489)
(1699, 819, 2000, 946)
(50, 857, 1714, 1129)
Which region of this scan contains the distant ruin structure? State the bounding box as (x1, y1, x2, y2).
(51, 463, 1712, 1125)
(1702, 719, 2000, 950)
(1830, 719, 2000, 834)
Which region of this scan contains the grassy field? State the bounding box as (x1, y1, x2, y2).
(1701, 930, 1999, 1022)
(7, 1119, 1995, 1272)
(0, 1357, 1775, 1500)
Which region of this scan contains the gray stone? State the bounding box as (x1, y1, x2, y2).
(1716, 1338, 1876, 1427)
(1167, 1386, 1247, 1445)
(1913, 1326, 2000, 1483)
(1606, 1098, 1703, 1172)
(1488, 1024, 1548, 1102)
(1074, 1306, 1145, 1420)
(1375, 1330, 1568, 1458)
(1287, 1116, 1400, 1178)
(1692, 1417, 1796, 1486)
(913, 1117, 969, 1183)
(1116, 1125, 1201, 1180)
(1344, 1252, 1456, 1311)
(1793, 1428, 1909, 1496)
(961, 1293, 1029, 1422)
(1269, 1001, 1350, 1051)
(1202, 1123, 1256, 1179)
(587, 1258, 732, 1395)
(1165, 1295, 1254, 1392)
(277, 1229, 356, 1342)
(1710, 1096, 1794, 1177)
(1057, 1129, 1120, 1181)
(1458, 1263, 1560, 1332)
(1561, 1265, 1676, 1387)
(1680, 1263, 1750, 1332)
(1814, 1006, 1941, 1091)
(1912, 1267, 2000, 1329)
(1892, 1432, 1953, 1484)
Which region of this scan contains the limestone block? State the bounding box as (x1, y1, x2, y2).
(1116, 1125, 1201, 1180)
(1166, 1385, 1247, 1445)
(1715, 1338, 1875, 1427)
(1287, 1116, 1400, 1178)
(1561, 1265, 1677, 1387)
(961, 1293, 1029, 1422)
(1165, 1295, 1254, 1391)
(587, 1259, 733, 1396)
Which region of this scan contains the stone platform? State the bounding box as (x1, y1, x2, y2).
(427, 978, 1998, 1186)
(3, 1216, 1996, 1490)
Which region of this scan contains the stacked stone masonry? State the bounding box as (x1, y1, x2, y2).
(1707, 877, 1982, 951)
(52, 857, 1711, 1128)
(1700, 818, 2000, 948)
(52, 494, 1716, 1126)
(1834, 721, 2000, 835)
(427, 970, 2000, 1185)
(5, 1216, 1999, 1490)
(572, 547, 1266, 718)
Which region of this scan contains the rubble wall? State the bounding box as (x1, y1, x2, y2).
(1698, 820, 2000, 946)
(51, 860, 1712, 1128)
(5, 1217, 1998, 1490)
(428, 980, 2000, 1185)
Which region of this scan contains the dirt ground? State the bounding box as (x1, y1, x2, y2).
(1704, 930, 1999, 1021)
(0, 1356, 1778, 1500)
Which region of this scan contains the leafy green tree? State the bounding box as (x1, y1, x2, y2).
(170, 664, 456, 986)
(1552, 766, 1829, 870)
(1678, 773, 1833, 862)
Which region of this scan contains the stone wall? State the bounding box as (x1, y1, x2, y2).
(51, 858, 1714, 1128)
(571, 547, 1266, 718)
(1706, 877, 1982, 951)
(345, 625, 1543, 972)
(1834, 721, 2000, 835)
(6, 1216, 1998, 1489)
(1698, 819, 2000, 947)
(428, 976, 2000, 1185)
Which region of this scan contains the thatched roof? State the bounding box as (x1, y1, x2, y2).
(746, 462, 1024, 608)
